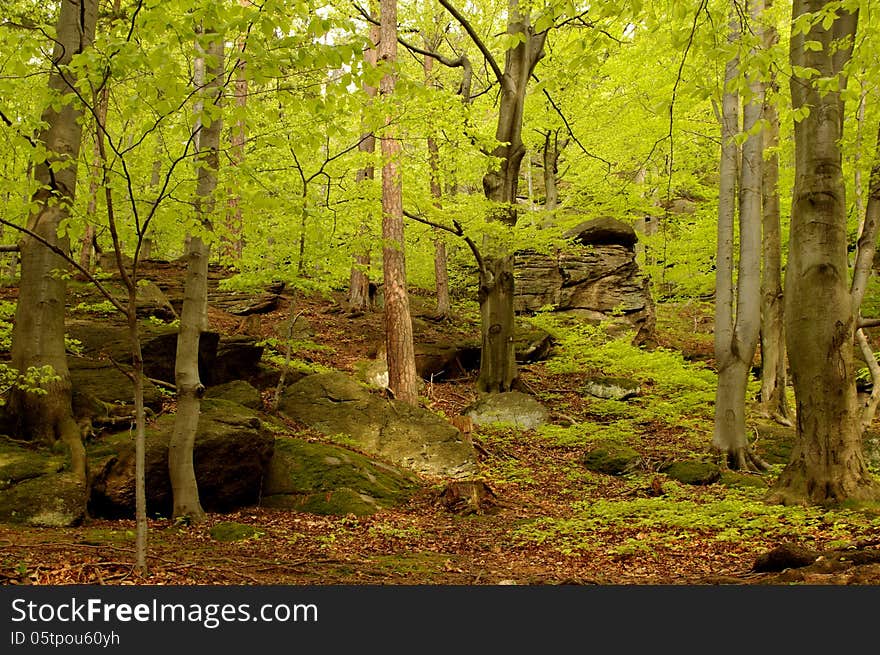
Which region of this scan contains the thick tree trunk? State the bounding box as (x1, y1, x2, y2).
(379, 0, 418, 404)
(477, 255, 517, 393)
(758, 38, 791, 426)
(9, 0, 98, 482)
(348, 10, 380, 313)
(169, 33, 224, 521)
(770, 2, 878, 505)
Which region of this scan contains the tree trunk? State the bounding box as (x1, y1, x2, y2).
(348, 8, 380, 313)
(770, 2, 878, 505)
(712, 4, 765, 470)
(543, 129, 562, 210)
(758, 17, 791, 426)
(224, 9, 248, 262)
(473, 0, 546, 393)
(9, 0, 98, 482)
(379, 0, 418, 404)
(169, 32, 224, 521)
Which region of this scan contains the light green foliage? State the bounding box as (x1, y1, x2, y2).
(514, 486, 880, 556)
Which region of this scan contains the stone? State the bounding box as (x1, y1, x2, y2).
(0, 438, 65, 491)
(210, 521, 264, 542)
(582, 443, 641, 475)
(514, 321, 554, 363)
(513, 216, 656, 345)
(0, 472, 86, 527)
(277, 372, 478, 479)
(209, 336, 265, 386)
(661, 460, 722, 485)
(89, 399, 274, 518)
(69, 358, 165, 414)
(582, 376, 641, 401)
(135, 280, 177, 321)
(205, 380, 263, 410)
(466, 392, 549, 430)
(261, 437, 420, 516)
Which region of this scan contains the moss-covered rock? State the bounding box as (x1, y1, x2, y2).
(753, 420, 795, 465)
(0, 472, 86, 527)
(0, 439, 65, 491)
(720, 471, 770, 489)
(209, 521, 264, 542)
(278, 372, 477, 478)
(581, 376, 641, 401)
(581, 443, 641, 475)
(261, 437, 420, 516)
(205, 380, 263, 410)
(662, 460, 722, 485)
(89, 398, 274, 518)
(466, 392, 549, 430)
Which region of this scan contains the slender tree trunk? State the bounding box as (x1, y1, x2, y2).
(713, 4, 766, 470)
(542, 129, 564, 210)
(378, 0, 418, 404)
(9, 0, 98, 482)
(758, 2, 791, 426)
(169, 31, 224, 521)
(224, 10, 248, 261)
(423, 53, 451, 320)
(348, 8, 380, 313)
(474, 0, 546, 393)
(770, 2, 878, 505)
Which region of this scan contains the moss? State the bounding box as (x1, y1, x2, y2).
(262, 488, 379, 516)
(80, 528, 135, 545)
(581, 443, 641, 475)
(0, 439, 65, 490)
(661, 460, 721, 485)
(720, 471, 769, 490)
(209, 521, 264, 542)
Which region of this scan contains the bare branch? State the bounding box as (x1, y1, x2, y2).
(437, 0, 503, 86)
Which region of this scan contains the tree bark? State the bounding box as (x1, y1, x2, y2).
(9, 0, 98, 482)
(348, 7, 380, 313)
(758, 2, 791, 426)
(169, 31, 224, 521)
(424, 53, 451, 319)
(713, 7, 765, 470)
(223, 7, 248, 262)
(542, 129, 565, 210)
(379, 0, 418, 404)
(770, 2, 878, 505)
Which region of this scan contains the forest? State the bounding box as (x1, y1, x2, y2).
(1, 0, 880, 587)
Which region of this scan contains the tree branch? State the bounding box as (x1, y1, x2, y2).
(437, 0, 503, 86)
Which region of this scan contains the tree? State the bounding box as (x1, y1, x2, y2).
(712, 0, 768, 470)
(439, 0, 547, 394)
(169, 25, 225, 521)
(379, 0, 419, 403)
(8, 0, 98, 481)
(769, 1, 879, 504)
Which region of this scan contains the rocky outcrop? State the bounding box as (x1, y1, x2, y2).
(261, 437, 420, 515)
(277, 372, 478, 479)
(466, 392, 549, 430)
(514, 217, 655, 344)
(89, 399, 274, 518)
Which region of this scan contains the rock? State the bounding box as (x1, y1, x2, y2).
(563, 217, 638, 247)
(210, 521, 264, 542)
(514, 321, 554, 363)
(277, 372, 478, 479)
(582, 376, 641, 401)
(0, 438, 65, 491)
(354, 358, 390, 389)
(205, 380, 263, 410)
(661, 460, 721, 485)
(466, 392, 549, 430)
(0, 472, 86, 527)
(134, 280, 177, 321)
(209, 336, 265, 386)
(224, 293, 279, 316)
(69, 358, 165, 414)
(582, 443, 641, 475)
(89, 399, 274, 518)
(720, 471, 769, 489)
(514, 216, 656, 345)
(753, 543, 819, 573)
(260, 437, 419, 516)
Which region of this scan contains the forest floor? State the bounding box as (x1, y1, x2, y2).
(3, 263, 880, 586)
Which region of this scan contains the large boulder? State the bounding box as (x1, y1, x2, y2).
(277, 372, 478, 479)
(0, 472, 86, 527)
(69, 358, 165, 414)
(0, 438, 85, 527)
(205, 380, 263, 410)
(89, 399, 274, 518)
(261, 437, 420, 515)
(466, 392, 549, 430)
(514, 217, 655, 345)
